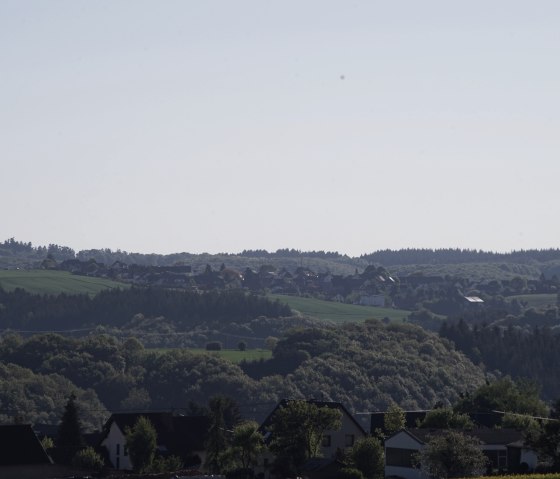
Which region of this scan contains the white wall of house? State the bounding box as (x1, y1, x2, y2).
(101, 422, 132, 470)
(385, 431, 425, 479)
(521, 449, 538, 470)
(321, 412, 366, 457)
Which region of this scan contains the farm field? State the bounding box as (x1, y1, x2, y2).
(268, 294, 410, 323)
(149, 348, 272, 363)
(0, 269, 128, 296)
(507, 293, 558, 309)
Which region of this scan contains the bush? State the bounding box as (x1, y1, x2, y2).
(338, 467, 365, 479)
(145, 455, 183, 473)
(238, 341, 247, 351)
(206, 341, 223, 351)
(72, 447, 104, 471)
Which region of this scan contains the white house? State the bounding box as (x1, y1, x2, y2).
(385, 428, 537, 479)
(256, 399, 367, 478)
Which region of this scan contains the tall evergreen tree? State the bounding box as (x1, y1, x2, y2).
(57, 394, 84, 463)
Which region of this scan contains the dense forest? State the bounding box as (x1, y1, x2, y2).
(0, 321, 486, 430)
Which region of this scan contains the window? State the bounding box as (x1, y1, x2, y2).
(485, 450, 508, 470)
(386, 447, 418, 468)
(116, 443, 120, 456)
(322, 434, 331, 447)
(345, 434, 355, 447)
(116, 457, 120, 469)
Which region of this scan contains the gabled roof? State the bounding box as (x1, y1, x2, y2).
(0, 424, 52, 466)
(260, 399, 366, 437)
(388, 428, 526, 447)
(102, 412, 210, 455)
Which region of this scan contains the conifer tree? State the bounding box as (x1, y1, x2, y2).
(57, 393, 84, 463)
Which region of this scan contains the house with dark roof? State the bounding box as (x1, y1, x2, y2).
(99, 412, 210, 471)
(384, 428, 537, 479)
(256, 399, 367, 479)
(0, 424, 54, 479)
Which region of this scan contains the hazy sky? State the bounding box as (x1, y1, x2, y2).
(2, 1, 559, 257)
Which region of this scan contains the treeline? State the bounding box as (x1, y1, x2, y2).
(0, 287, 291, 331)
(362, 248, 560, 266)
(440, 319, 560, 400)
(239, 248, 347, 259)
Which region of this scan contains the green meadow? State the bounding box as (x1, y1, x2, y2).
(0, 269, 128, 296)
(268, 294, 410, 323)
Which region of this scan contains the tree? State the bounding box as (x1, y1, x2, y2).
(529, 400, 560, 470)
(228, 420, 265, 470)
(418, 408, 474, 429)
(384, 403, 405, 435)
(267, 400, 342, 476)
(416, 430, 488, 479)
(57, 394, 84, 463)
(350, 437, 384, 479)
(125, 416, 157, 472)
(205, 396, 240, 473)
(455, 377, 548, 417)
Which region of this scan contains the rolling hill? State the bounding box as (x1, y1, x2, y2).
(0, 269, 128, 296)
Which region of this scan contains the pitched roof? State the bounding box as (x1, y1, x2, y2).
(102, 412, 210, 455)
(397, 428, 525, 446)
(0, 424, 52, 466)
(260, 399, 366, 436)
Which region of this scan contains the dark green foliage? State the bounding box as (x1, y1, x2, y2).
(227, 420, 264, 470)
(57, 394, 84, 463)
(350, 437, 384, 479)
(125, 416, 157, 472)
(441, 320, 560, 400)
(454, 377, 548, 417)
(0, 361, 107, 430)
(72, 447, 104, 471)
(205, 396, 240, 473)
(416, 430, 489, 479)
(418, 407, 474, 429)
(384, 403, 405, 435)
(338, 467, 365, 479)
(0, 286, 291, 331)
(267, 400, 342, 476)
(144, 455, 183, 473)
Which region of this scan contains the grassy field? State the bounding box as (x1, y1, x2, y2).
(268, 294, 410, 323)
(150, 348, 272, 363)
(507, 293, 558, 309)
(0, 269, 128, 296)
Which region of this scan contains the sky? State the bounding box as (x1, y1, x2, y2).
(2, 1, 559, 257)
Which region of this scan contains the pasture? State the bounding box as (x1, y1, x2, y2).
(0, 269, 128, 296)
(268, 294, 410, 323)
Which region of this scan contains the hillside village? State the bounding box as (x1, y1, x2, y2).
(1, 240, 560, 478)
